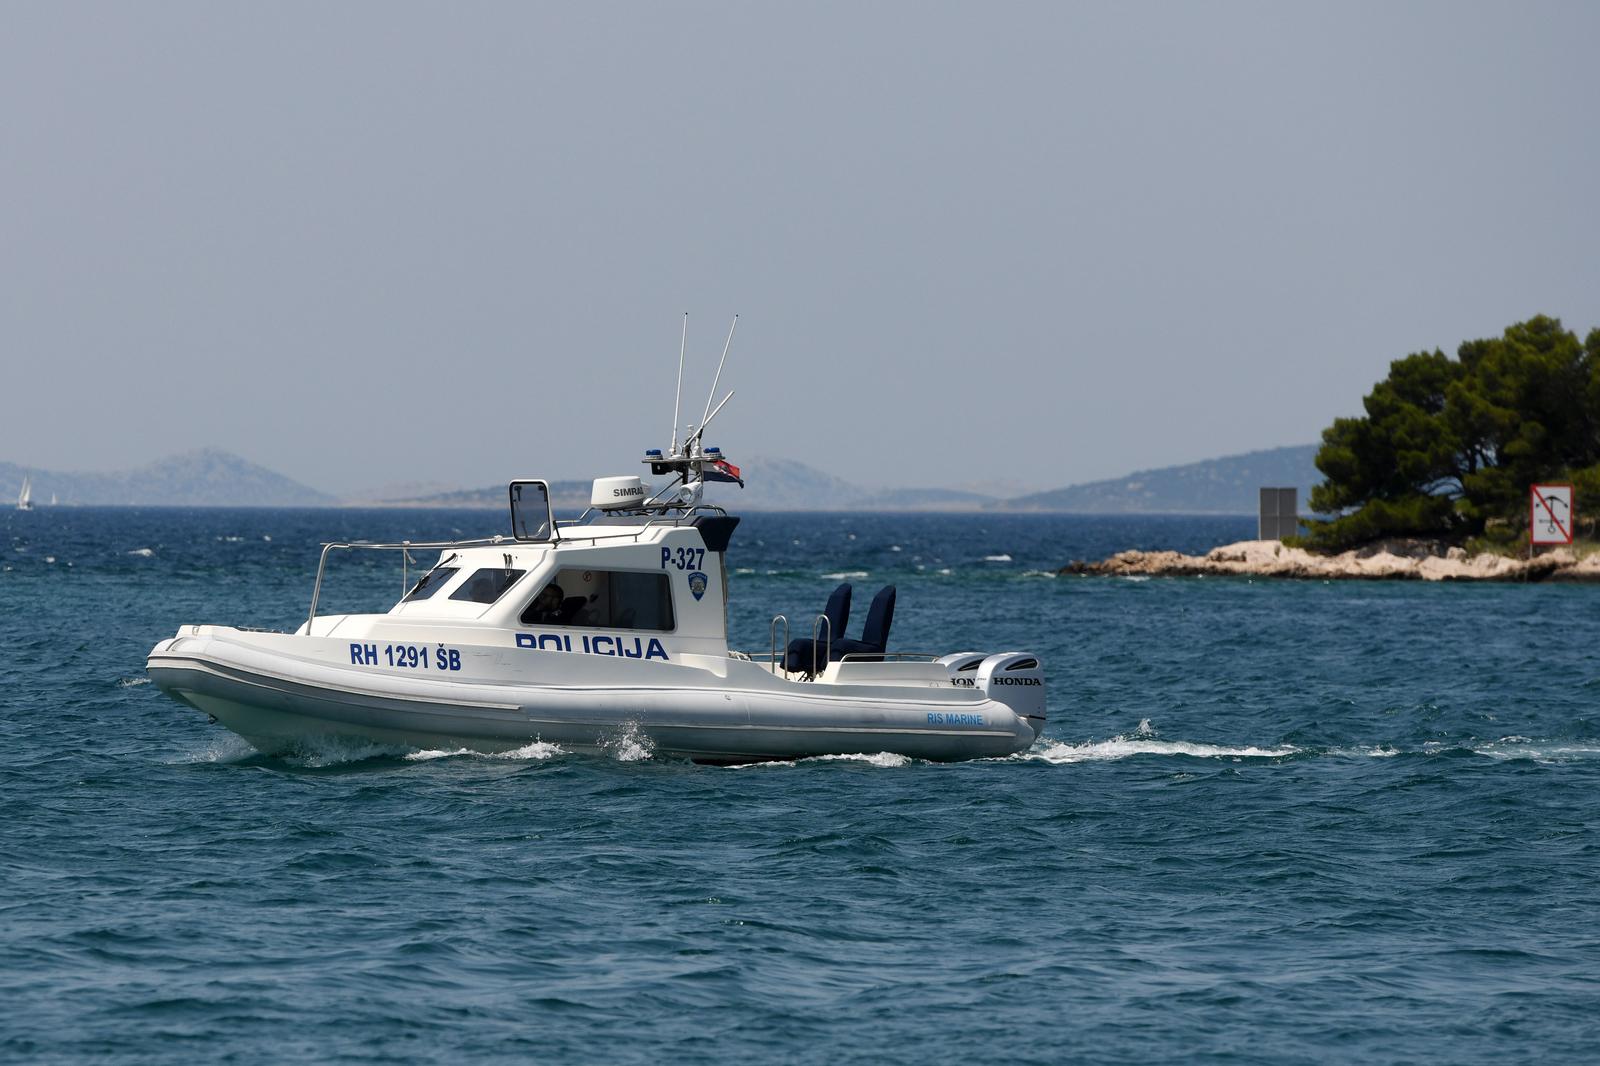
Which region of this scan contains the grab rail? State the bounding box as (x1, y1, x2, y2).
(836, 651, 943, 663)
(306, 536, 510, 634)
(811, 614, 831, 676)
(769, 614, 789, 674)
(549, 509, 732, 548)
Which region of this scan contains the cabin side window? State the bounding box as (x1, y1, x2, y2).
(520, 569, 675, 631)
(403, 567, 459, 602)
(448, 568, 528, 605)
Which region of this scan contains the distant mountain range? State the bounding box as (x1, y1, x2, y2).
(377, 447, 1323, 514)
(1005, 443, 1322, 514)
(1, 448, 336, 507)
(1, 444, 1324, 514)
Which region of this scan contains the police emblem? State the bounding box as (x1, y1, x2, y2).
(687, 571, 708, 601)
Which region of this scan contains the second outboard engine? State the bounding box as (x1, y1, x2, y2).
(975, 652, 1046, 734)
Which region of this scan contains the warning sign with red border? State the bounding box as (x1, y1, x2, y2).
(1530, 483, 1575, 545)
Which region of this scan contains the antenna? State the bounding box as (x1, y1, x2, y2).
(686, 389, 735, 450)
(700, 314, 738, 430)
(671, 313, 688, 456)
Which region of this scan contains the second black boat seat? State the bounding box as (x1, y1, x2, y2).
(831, 585, 896, 662)
(783, 583, 852, 674)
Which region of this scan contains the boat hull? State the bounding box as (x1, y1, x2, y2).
(147, 635, 1037, 763)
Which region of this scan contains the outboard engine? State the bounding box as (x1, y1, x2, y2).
(975, 652, 1046, 732)
(937, 652, 987, 689)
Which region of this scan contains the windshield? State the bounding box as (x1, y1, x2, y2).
(403, 566, 459, 602)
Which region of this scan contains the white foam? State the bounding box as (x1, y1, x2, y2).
(117, 676, 151, 688)
(735, 567, 755, 574)
(728, 751, 912, 770)
(44, 556, 56, 564)
(405, 741, 563, 762)
(821, 570, 869, 579)
(1028, 736, 1297, 764)
(936, 568, 953, 576)
(172, 735, 260, 764)
(984, 554, 1013, 562)
(808, 751, 910, 767)
(604, 721, 655, 762)
(1475, 742, 1600, 763)
(890, 545, 902, 552)
(128, 548, 155, 557)
(1120, 575, 1151, 582)
(287, 738, 416, 767)
(1322, 745, 1403, 758)
(1020, 570, 1058, 579)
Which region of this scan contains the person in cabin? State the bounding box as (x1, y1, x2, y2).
(527, 583, 565, 624)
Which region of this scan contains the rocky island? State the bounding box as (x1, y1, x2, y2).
(1062, 539, 1600, 583)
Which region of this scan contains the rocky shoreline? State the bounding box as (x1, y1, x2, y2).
(1060, 539, 1600, 583)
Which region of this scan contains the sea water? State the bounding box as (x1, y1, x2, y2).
(2, 507, 1597, 1064)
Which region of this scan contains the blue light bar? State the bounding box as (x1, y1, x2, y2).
(645, 449, 663, 458)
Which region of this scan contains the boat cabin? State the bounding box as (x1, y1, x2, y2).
(301, 478, 742, 667)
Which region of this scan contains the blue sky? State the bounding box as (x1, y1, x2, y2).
(3, 2, 1597, 495)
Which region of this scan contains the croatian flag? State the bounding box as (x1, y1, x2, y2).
(702, 458, 744, 487)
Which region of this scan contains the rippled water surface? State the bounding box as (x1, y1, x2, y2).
(3, 507, 1598, 1063)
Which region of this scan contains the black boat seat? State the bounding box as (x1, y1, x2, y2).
(831, 585, 896, 662)
(784, 583, 852, 674)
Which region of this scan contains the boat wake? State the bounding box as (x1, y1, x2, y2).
(167, 722, 1600, 773)
(1026, 736, 1299, 764)
(405, 741, 564, 763)
(1017, 721, 1600, 767)
(728, 751, 912, 770)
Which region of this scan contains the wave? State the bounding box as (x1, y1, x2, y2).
(1473, 739, 1600, 764)
(117, 676, 151, 688)
(127, 548, 155, 557)
(1021, 729, 1600, 767)
(821, 571, 869, 579)
(983, 554, 1013, 562)
(1027, 737, 1299, 763)
(1022, 719, 1297, 763)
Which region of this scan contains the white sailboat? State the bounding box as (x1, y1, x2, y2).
(16, 476, 32, 511)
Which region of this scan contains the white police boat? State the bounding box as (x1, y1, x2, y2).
(146, 329, 1045, 763)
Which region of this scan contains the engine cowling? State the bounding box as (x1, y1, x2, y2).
(936, 652, 987, 690)
(975, 652, 1045, 729)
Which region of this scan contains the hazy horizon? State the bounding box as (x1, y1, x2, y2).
(4, 3, 1597, 496)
